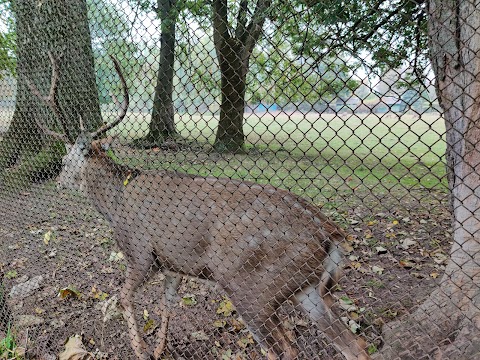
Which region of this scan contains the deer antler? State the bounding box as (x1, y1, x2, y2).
(26, 52, 72, 143)
(90, 56, 129, 139)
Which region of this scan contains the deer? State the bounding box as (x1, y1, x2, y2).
(27, 53, 371, 360)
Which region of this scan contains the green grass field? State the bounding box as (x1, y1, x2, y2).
(112, 111, 447, 207)
(1, 108, 447, 205)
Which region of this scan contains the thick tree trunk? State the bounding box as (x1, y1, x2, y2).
(378, 2, 480, 358)
(134, 0, 177, 148)
(0, 0, 101, 185)
(214, 39, 248, 153)
(211, 0, 270, 153)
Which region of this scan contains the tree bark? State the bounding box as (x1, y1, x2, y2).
(0, 0, 101, 185)
(212, 0, 271, 153)
(134, 0, 178, 148)
(378, 1, 480, 358)
(214, 38, 249, 153)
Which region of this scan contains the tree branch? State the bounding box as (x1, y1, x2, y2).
(235, 0, 249, 39)
(244, 0, 271, 55)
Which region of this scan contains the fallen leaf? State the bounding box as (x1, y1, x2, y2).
(341, 242, 354, 254)
(90, 286, 109, 301)
(399, 259, 415, 268)
(44, 230, 52, 245)
(292, 317, 308, 327)
(143, 309, 149, 320)
(349, 319, 361, 333)
(59, 335, 94, 360)
(339, 297, 358, 312)
(350, 262, 362, 270)
(108, 251, 124, 262)
(375, 246, 388, 254)
(372, 265, 384, 275)
(58, 286, 81, 299)
(5, 270, 17, 279)
(432, 252, 448, 264)
(349, 311, 359, 320)
(217, 298, 235, 317)
(399, 238, 417, 250)
(411, 272, 426, 279)
(221, 349, 233, 360)
(143, 319, 156, 334)
(191, 331, 209, 341)
(213, 319, 227, 328)
(182, 294, 197, 306)
(230, 317, 245, 331)
(237, 335, 254, 348)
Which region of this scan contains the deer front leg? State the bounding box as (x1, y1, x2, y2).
(120, 263, 154, 360)
(154, 273, 182, 359)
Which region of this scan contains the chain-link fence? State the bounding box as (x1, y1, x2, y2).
(0, 0, 478, 359)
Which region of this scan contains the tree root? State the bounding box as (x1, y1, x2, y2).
(376, 281, 480, 359)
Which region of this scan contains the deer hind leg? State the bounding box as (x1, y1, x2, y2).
(120, 255, 156, 360)
(242, 305, 299, 360)
(153, 273, 182, 359)
(293, 283, 370, 360)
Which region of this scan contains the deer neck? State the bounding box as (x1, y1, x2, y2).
(83, 148, 135, 224)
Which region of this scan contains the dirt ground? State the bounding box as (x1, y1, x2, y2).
(0, 172, 451, 359)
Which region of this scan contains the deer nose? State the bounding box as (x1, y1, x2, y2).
(56, 178, 64, 190)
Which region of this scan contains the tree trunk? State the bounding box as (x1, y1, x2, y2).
(378, 2, 480, 358)
(134, 0, 178, 148)
(211, 0, 270, 153)
(214, 39, 248, 153)
(0, 0, 101, 185)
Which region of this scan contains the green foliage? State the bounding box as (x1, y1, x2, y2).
(248, 30, 359, 106)
(87, 0, 141, 104)
(274, 0, 429, 77)
(0, 324, 21, 360)
(0, 0, 16, 77)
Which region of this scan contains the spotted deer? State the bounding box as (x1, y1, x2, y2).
(27, 53, 370, 360)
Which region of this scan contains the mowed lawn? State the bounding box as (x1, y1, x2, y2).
(1, 108, 447, 204)
(114, 111, 447, 205)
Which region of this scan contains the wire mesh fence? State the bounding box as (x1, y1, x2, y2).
(0, 0, 478, 359)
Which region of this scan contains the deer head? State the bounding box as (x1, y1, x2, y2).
(27, 52, 129, 191)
